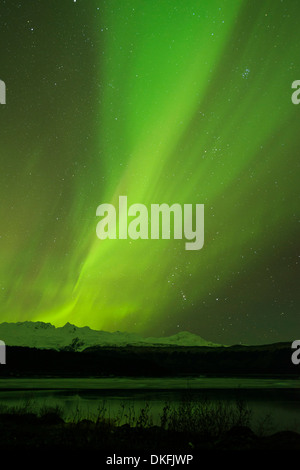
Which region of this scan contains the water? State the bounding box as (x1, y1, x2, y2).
(0, 377, 299, 434)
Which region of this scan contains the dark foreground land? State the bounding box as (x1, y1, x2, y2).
(1, 343, 299, 458)
(0, 411, 300, 452)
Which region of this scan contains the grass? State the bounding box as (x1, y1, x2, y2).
(3, 392, 298, 438)
(159, 397, 252, 437)
(0, 398, 64, 419)
(1, 396, 299, 450)
(0, 395, 252, 435)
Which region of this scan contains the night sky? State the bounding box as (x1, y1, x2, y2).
(0, 0, 299, 345)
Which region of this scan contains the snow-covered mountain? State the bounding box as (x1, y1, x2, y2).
(0, 321, 221, 350)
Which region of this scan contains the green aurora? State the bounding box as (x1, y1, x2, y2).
(0, 0, 299, 344)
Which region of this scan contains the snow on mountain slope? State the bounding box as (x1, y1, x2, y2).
(144, 331, 219, 347)
(0, 321, 221, 350)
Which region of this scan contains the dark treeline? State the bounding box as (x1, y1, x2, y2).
(0, 343, 298, 378)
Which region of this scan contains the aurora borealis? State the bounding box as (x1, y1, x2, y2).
(0, 0, 299, 344)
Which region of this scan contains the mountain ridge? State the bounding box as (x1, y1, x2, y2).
(0, 321, 222, 350)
